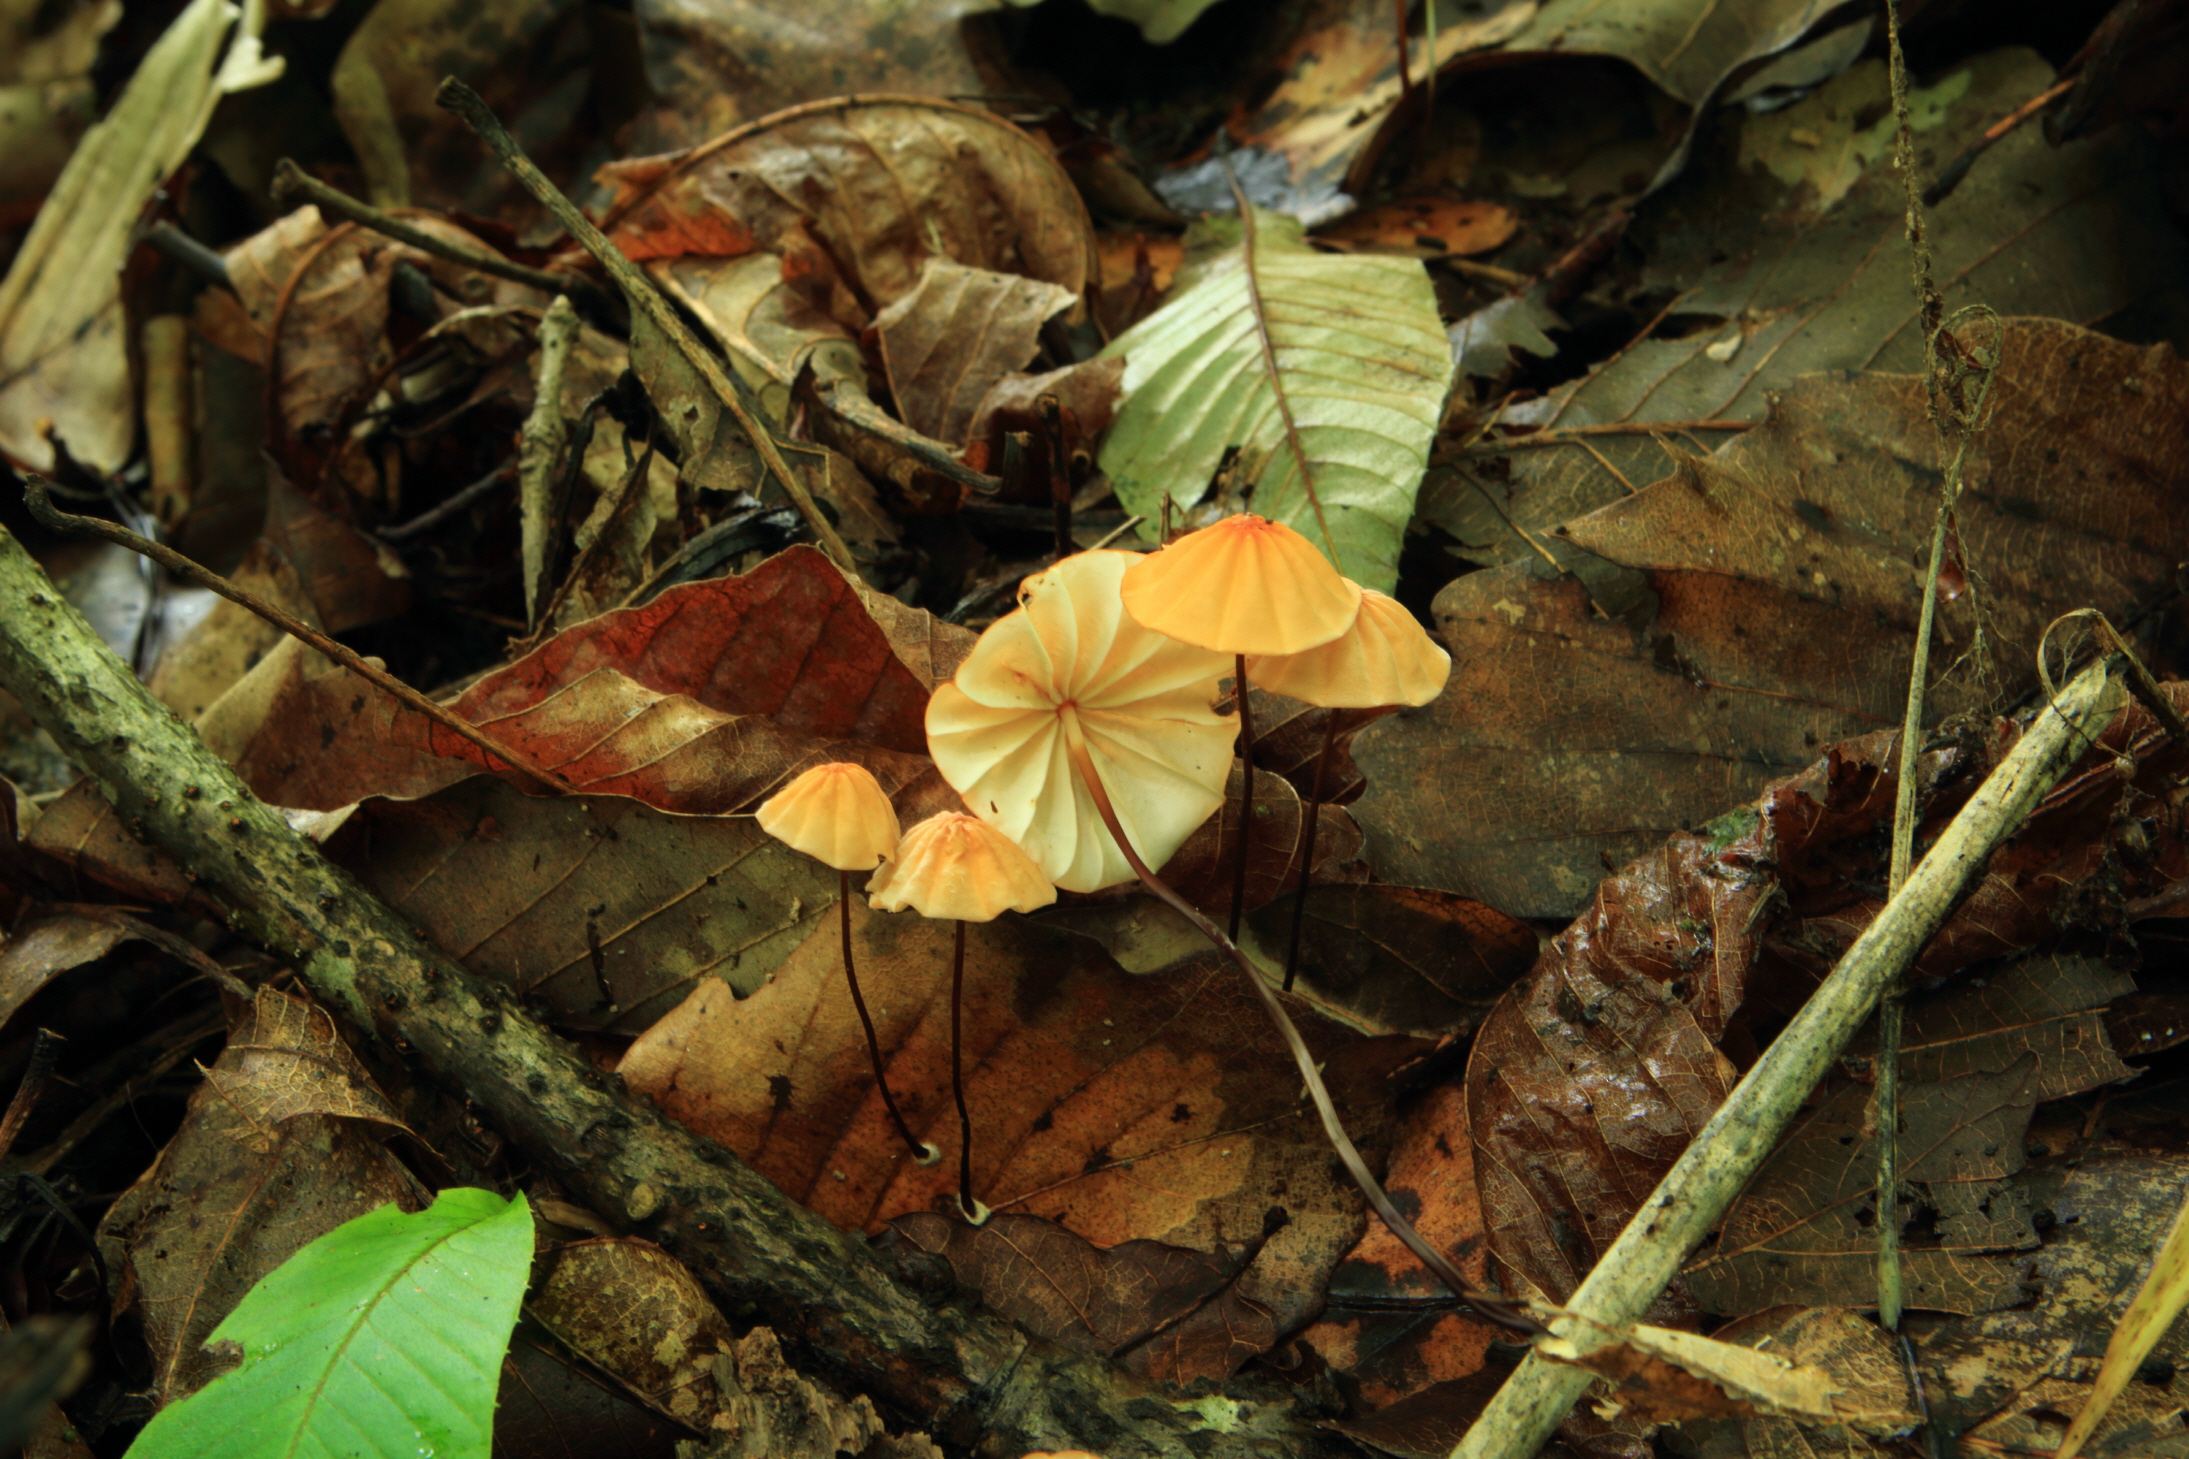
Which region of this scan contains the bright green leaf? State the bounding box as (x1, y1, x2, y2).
(1096, 208, 1453, 593)
(1000, 0, 1227, 45)
(125, 1188, 533, 1459)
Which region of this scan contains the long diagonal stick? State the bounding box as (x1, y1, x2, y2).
(1447, 653, 2130, 1459)
(432, 79, 861, 582)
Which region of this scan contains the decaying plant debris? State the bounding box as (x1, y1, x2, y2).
(1, 0, 2187, 1455)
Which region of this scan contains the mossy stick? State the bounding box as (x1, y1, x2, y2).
(1446, 653, 2131, 1459)
(0, 523, 1326, 1457)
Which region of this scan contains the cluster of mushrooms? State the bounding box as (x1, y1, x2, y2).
(755, 515, 1511, 1318)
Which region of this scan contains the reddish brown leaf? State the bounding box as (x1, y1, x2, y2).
(453, 545, 935, 756)
(1297, 1081, 1497, 1405)
(889, 1211, 1276, 1383)
(1319, 197, 1520, 258)
(619, 906, 1385, 1337)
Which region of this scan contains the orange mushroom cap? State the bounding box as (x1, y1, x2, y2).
(1247, 589, 1451, 708)
(1119, 514, 1362, 656)
(926, 550, 1235, 893)
(755, 762, 902, 872)
(867, 811, 1057, 922)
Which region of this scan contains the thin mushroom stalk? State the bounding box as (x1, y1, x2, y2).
(1057, 709, 1538, 1338)
(1283, 713, 1339, 992)
(948, 918, 984, 1223)
(839, 868, 940, 1166)
(757, 764, 938, 1167)
(1231, 653, 1256, 939)
(866, 811, 1057, 1228)
(1248, 589, 1451, 993)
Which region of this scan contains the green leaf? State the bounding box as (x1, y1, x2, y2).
(125, 1188, 533, 1459)
(999, 0, 1226, 45)
(1096, 208, 1453, 593)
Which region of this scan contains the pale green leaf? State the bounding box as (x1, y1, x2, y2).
(1000, 0, 1226, 45)
(125, 1189, 533, 1459)
(1096, 209, 1452, 592)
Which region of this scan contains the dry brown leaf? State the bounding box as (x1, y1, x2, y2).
(889, 1211, 1276, 1383)
(1539, 1306, 1913, 1430)
(872, 259, 1079, 447)
(1244, 884, 1535, 1041)
(200, 987, 410, 1151)
(1358, 320, 2189, 919)
(1686, 952, 2136, 1315)
(1296, 1080, 1498, 1407)
(1961, 1376, 2189, 1459)
(96, 1029, 415, 1402)
(531, 1239, 736, 1428)
(1319, 197, 1519, 258)
(144, 541, 318, 722)
(324, 776, 839, 1033)
(0, 910, 134, 1028)
(600, 97, 1095, 326)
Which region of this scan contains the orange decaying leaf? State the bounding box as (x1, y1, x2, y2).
(926, 550, 1235, 892)
(867, 812, 1055, 922)
(1120, 513, 1361, 656)
(756, 762, 902, 872)
(1249, 587, 1450, 709)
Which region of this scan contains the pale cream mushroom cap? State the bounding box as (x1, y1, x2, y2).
(867, 812, 1057, 922)
(925, 550, 1236, 893)
(1248, 589, 1451, 708)
(1119, 513, 1362, 656)
(755, 762, 902, 872)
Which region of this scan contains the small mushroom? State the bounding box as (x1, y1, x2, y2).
(926, 549, 1235, 893)
(1120, 514, 1363, 936)
(756, 763, 938, 1166)
(868, 811, 1057, 1224)
(1248, 588, 1452, 988)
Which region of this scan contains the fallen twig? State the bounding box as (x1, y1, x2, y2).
(20, 479, 574, 798)
(1447, 652, 2132, 1459)
(271, 158, 585, 299)
(431, 79, 863, 581)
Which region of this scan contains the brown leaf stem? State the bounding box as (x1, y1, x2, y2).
(1455, 419, 1754, 455)
(270, 158, 587, 299)
(432, 78, 863, 581)
(20, 478, 574, 798)
(1058, 708, 1541, 1339)
(1223, 161, 1338, 564)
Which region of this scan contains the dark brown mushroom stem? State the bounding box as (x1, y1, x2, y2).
(949, 918, 988, 1223)
(1282, 713, 1339, 993)
(1058, 721, 1542, 1338)
(1230, 654, 1256, 940)
(840, 869, 939, 1166)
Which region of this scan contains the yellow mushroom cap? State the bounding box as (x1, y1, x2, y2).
(1119, 514, 1362, 656)
(867, 811, 1057, 922)
(926, 550, 1235, 893)
(755, 762, 902, 871)
(1247, 589, 1451, 708)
